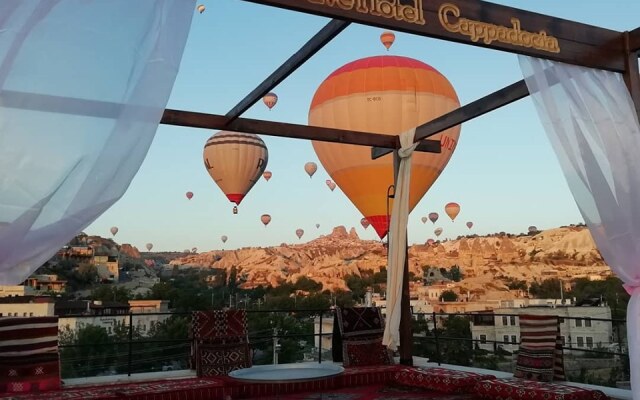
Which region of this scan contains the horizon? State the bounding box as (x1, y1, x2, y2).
(85, 0, 640, 252)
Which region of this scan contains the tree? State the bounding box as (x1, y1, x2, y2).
(449, 265, 463, 282)
(529, 278, 563, 298)
(294, 277, 323, 292)
(441, 290, 458, 302)
(440, 316, 472, 366)
(59, 325, 116, 378)
(91, 286, 131, 303)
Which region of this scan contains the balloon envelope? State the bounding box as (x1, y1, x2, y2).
(221, 235, 228, 243)
(428, 212, 439, 224)
(263, 92, 278, 110)
(466, 221, 473, 229)
(203, 131, 268, 207)
(445, 202, 460, 221)
(326, 180, 336, 191)
(196, 4, 205, 13)
(427, 239, 435, 246)
(145, 243, 153, 251)
(309, 56, 461, 239)
(192, 247, 197, 253)
(528, 226, 538, 233)
(380, 31, 395, 50)
(296, 229, 304, 239)
(263, 171, 272, 181)
(261, 214, 271, 226)
(110, 227, 118, 236)
(304, 162, 317, 178)
(434, 228, 443, 237)
(186, 191, 193, 200)
(316, 223, 320, 229)
(421, 217, 427, 224)
(360, 218, 370, 229)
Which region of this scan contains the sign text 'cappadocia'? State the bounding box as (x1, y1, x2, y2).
(306, 0, 561, 54)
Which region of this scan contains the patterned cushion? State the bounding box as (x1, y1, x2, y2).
(342, 337, 393, 368)
(518, 314, 566, 382)
(474, 378, 608, 400)
(197, 342, 252, 377)
(394, 367, 495, 394)
(336, 307, 385, 338)
(513, 348, 555, 382)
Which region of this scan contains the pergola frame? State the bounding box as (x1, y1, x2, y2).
(160, 0, 639, 367)
(6, 0, 637, 367)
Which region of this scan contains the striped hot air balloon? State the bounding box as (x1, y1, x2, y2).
(263, 92, 278, 110)
(380, 31, 396, 50)
(296, 229, 304, 239)
(445, 202, 460, 221)
(421, 216, 428, 224)
(309, 56, 461, 239)
(361, 218, 370, 229)
(203, 131, 268, 214)
(429, 212, 439, 224)
(304, 162, 317, 178)
(434, 228, 443, 237)
(261, 214, 271, 226)
(263, 171, 272, 181)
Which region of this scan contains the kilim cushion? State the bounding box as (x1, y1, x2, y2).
(513, 348, 555, 382)
(394, 367, 495, 394)
(517, 314, 566, 382)
(336, 307, 385, 338)
(342, 337, 393, 368)
(197, 342, 252, 377)
(474, 378, 609, 400)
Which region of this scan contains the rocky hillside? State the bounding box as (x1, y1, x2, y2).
(167, 225, 612, 293)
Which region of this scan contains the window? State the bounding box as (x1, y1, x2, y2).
(575, 318, 583, 327)
(23, 312, 27, 317)
(502, 316, 508, 326)
(510, 316, 516, 326)
(511, 335, 517, 344)
(586, 337, 593, 348)
(480, 335, 487, 344)
(585, 318, 592, 327)
(577, 337, 584, 347)
(559, 317, 565, 324)
(29, 312, 33, 317)
(503, 335, 509, 344)
(560, 336, 566, 345)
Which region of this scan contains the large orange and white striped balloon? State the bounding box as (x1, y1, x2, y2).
(309, 55, 461, 239)
(203, 131, 268, 208)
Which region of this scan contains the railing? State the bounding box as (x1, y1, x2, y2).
(56, 308, 630, 389)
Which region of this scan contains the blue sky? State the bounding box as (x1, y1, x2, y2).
(86, 0, 640, 252)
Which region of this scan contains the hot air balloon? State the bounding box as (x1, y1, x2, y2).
(326, 180, 336, 191)
(309, 56, 460, 239)
(380, 31, 395, 50)
(145, 243, 153, 251)
(304, 162, 317, 178)
(428, 212, 439, 224)
(203, 131, 268, 214)
(445, 202, 460, 221)
(261, 214, 271, 227)
(361, 218, 370, 230)
(186, 191, 193, 200)
(528, 226, 538, 234)
(192, 247, 198, 253)
(110, 227, 118, 236)
(221, 235, 228, 244)
(466, 221, 473, 229)
(263, 171, 272, 181)
(426, 239, 435, 246)
(196, 4, 205, 13)
(296, 229, 304, 239)
(184, 249, 190, 253)
(316, 223, 320, 229)
(434, 228, 443, 237)
(263, 92, 278, 110)
(421, 216, 428, 224)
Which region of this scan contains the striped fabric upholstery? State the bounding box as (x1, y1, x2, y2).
(515, 315, 565, 382)
(0, 317, 60, 393)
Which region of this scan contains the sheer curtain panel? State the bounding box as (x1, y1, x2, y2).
(519, 55, 640, 398)
(0, 0, 194, 284)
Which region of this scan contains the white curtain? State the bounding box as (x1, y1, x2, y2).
(0, 1, 194, 284)
(383, 128, 418, 351)
(519, 56, 640, 397)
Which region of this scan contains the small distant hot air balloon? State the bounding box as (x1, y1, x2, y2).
(326, 180, 336, 191)
(361, 218, 370, 230)
(196, 4, 205, 13)
(421, 217, 428, 224)
(261, 214, 271, 227)
(263, 171, 272, 181)
(426, 239, 435, 246)
(316, 223, 320, 229)
(221, 235, 228, 244)
(110, 227, 118, 236)
(466, 221, 473, 229)
(186, 191, 193, 200)
(304, 162, 317, 178)
(528, 226, 538, 234)
(192, 247, 197, 253)
(434, 228, 443, 237)
(203, 131, 268, 214)
(296, 229, 304, 239)
(263, 92, 278, 110)
(380, 31, 395, 50)
(184, 249, 190, 253)
(445, 202, 460, 221)
(146, 243, 153, 251)
(428, 212, 439, 224)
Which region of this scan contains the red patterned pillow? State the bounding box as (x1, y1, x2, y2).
(514, 348, 555, 382)
(342, 337, 394, 367)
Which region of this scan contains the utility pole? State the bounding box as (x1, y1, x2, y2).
(272, 328, 280, 365)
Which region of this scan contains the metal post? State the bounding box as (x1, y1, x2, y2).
(272, 328, 279, 365)
(127, 313, 133, 376)
(318, 313, 323, 363)
(432, 311, 441, 365)
(391, 150, 413, 366)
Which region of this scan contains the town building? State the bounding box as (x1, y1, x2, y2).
(25, 274, 67, 293)
(0, 285, 36, 298)
(0, 296, 55, 317)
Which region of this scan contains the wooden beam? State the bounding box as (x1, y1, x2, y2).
(623, 31, 640, 120)
(225, 19, 350, 122)
(371, 137, 441, 160)
(629, 27, 640, 52)
(241, 0, 625, 72)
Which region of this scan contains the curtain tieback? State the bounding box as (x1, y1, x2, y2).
(623, 283, 640, 296)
